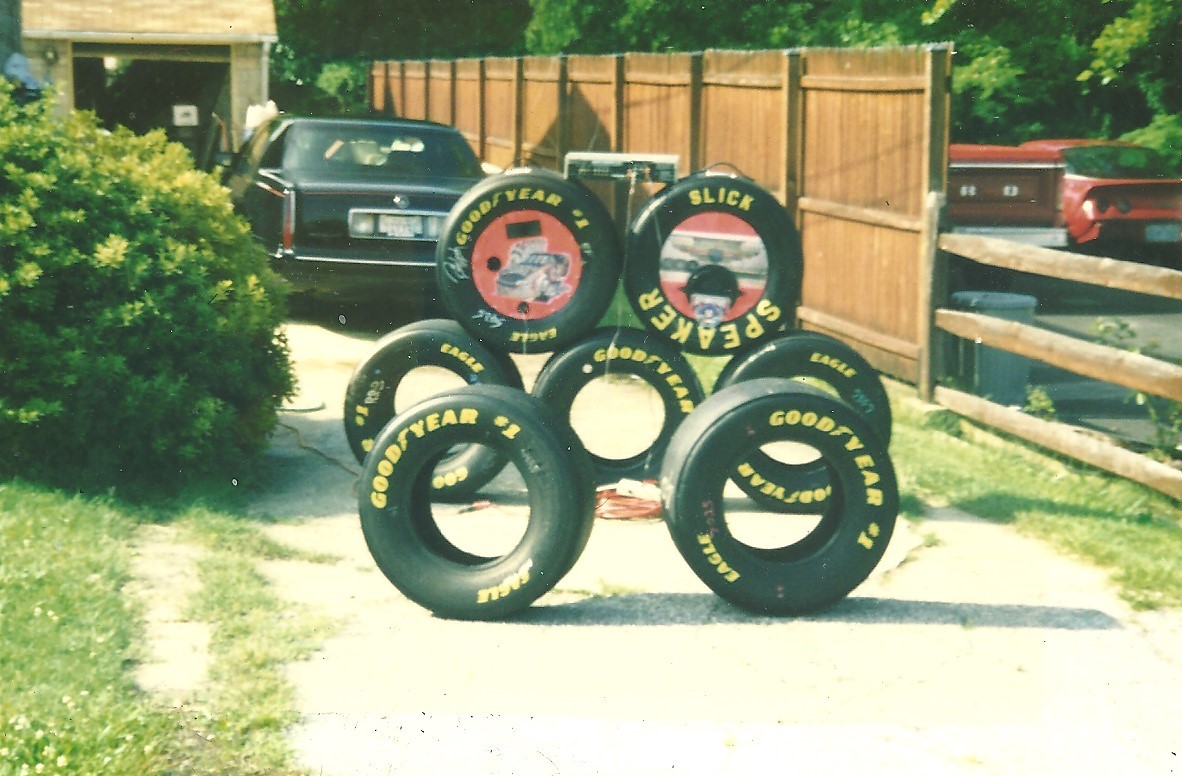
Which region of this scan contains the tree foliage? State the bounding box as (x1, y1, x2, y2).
(0, 84, 293, 496)
(271, 0, 531, 114)
(520, 0, 1179, 154)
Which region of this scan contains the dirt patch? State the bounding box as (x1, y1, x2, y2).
(125, 524, 211, 706)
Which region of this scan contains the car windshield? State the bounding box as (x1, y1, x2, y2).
(1062, 144, 1180, 180)
(282, 123, 482, 178)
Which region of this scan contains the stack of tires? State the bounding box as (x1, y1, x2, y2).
(346, 165, 900, 619)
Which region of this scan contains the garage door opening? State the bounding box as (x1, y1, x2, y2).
(73, 56, 231, 166)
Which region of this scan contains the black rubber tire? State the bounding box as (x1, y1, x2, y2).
(714, 331, 892, 513)
(435, 168, 622, 354)
(660, 378, 898, 615)
(343, 319, 522, 501)
(530, 326, 705, 485)
(358, 385, 596, 619)
(624, 171, 801, 357)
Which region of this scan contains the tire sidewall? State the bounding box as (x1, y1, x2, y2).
(661, 379, 898, 614)
(358, 385, 596, 619)
(343, 320, 522, 500)
(625, 172, 801, 357)
(436, 169, 621, 353)
(715, 331, 893, 512)
(530, 326, 705, 483)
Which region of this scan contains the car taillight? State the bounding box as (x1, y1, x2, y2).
(282, 189, 296, 251)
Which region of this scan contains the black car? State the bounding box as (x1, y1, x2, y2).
(224, 115, 483, 309)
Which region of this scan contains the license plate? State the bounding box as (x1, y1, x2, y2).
(378, 214, 423, 238)
(1146, 222, 1182, 243)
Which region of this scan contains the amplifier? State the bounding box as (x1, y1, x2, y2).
(563, 151, 680, 183)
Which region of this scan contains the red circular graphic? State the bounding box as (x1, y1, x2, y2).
(470, 210, 584, 321)
(658, 212, 769, 325)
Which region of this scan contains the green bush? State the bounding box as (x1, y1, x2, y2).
(0, 83, 293, 495)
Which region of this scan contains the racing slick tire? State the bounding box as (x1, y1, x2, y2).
(714, 331, 892, 513)
(436, 168, 622, 354)
(358, 385, 597, 620)
(530, 326, 705, 484)
(659, 378, 898, 615)
(624, 171, 802, 357)
(343, 319, 522, 501)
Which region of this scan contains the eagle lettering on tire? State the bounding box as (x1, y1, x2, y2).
(358, 385, 596, 620)
(714, 331, 893, 513)
(343, 319, 522, 501)
(436, 168, 621, 354)
(660, 378, 898, 615)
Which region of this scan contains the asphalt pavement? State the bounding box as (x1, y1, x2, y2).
(250, 321, 1182, 775)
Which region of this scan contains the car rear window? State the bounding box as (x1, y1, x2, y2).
(282, 123, 482, 178)
(1062, 145, 1181, 180)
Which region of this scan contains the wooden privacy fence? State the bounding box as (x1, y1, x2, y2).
(934, 234, 1182, 499)
(371, 45, 952, 385)
(369, 45, 1182, 500)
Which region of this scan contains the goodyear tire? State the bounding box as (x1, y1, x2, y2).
(714, 331, 892, 513)
(358, 385, 596, 620)
(343, 319, 522, 501)
(624, 171, 801, 357)
(530, 326, 705, 484)
(436, 168, 621, 354)
(660, 378, 898, 615)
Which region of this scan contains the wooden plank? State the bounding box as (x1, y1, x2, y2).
(798, 305, 922, 360)
(918, 192, 946, 400)
(801, 74, 929, 92)
(935, 386, 1182, 501)
(938, 233, 1182, 301)
(799, 196, 924, 233)
(934, 309, 1182, 403)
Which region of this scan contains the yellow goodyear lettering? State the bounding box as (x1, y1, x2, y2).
(494, 415, 521, 440)
(857, 522, 882, 550)
(432, 466, 470, 490)
(696, 533, 741, 582)
(353, 404, 369, 426)
(476, 559, 534, 604)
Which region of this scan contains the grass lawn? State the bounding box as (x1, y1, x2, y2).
(1, 379, 1180, 773)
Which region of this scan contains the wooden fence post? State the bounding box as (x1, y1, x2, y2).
(557, 55, 569, 167)
(513, 57, 524, 166)
(918, 43, 953, 401)
(477, 58, 487, 161)
(784, 49, 804, 226)
(688, 52, 703, 171)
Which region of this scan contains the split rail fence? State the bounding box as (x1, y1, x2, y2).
(369, 45, 1182, 500)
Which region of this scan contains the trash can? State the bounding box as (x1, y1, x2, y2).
(951, 291, 1038, 406)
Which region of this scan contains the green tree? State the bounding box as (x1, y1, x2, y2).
(272, 0, 531, 113)
(1084, 0, 1182, 165)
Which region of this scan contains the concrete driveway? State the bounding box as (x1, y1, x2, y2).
(252, 321, 1182, 775)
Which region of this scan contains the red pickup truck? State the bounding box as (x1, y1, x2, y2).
(948, 140, 1182, 256)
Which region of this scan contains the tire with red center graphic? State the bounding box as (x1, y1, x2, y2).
(624, 172, 801, 357)
(436, 168, 621, 354)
